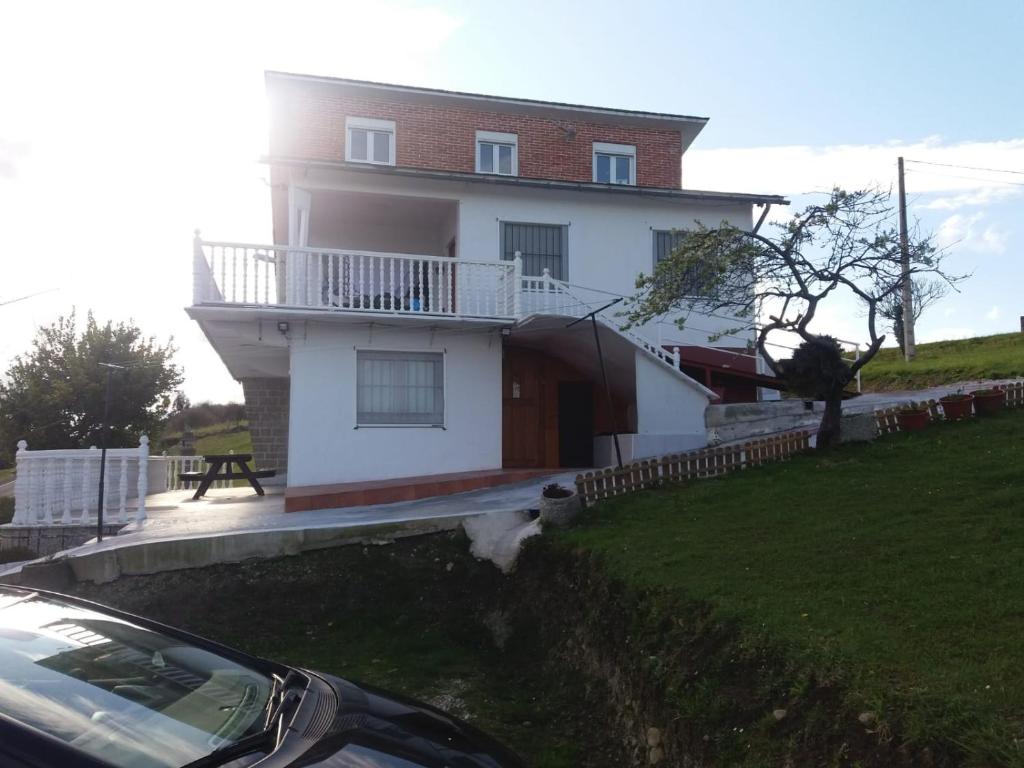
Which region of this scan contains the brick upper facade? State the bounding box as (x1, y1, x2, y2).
(267, 76, 696, 190)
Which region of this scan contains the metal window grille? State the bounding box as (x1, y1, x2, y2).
(653, 230, 708, 297)
(501, 222, 567, 280)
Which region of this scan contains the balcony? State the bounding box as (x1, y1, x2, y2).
(193, 238, 530, 321)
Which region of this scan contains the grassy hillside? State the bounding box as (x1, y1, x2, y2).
(859, 332, 1024, 391)
(162, 421, 252, 457)
(563, 408, 1024, 763)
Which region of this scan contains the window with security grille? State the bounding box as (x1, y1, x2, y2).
(500, 222, 567, 280)
(357, 351, 444, 426)
(653, 230, 708, 297)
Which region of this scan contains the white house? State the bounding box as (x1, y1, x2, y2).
(187, 72, 787, 511)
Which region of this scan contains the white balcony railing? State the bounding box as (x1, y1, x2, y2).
(194, 237, 522, 320)
(190, 236, 687, 376)
(12, 437, 151, 527)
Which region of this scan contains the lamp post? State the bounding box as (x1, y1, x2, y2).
(96, 362, 126, 542)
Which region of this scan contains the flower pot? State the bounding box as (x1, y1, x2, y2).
(973, 389, 1006, 416)
(939, 394, 974, 421)
(539, 489, 582, 528)
(897, 409, 930, 432)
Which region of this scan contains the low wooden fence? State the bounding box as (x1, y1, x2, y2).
(575, 430, 812, 506)
(875, 381, 1024, 435)
(577, 381, 1024, 508)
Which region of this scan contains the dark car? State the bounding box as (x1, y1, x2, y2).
(0, 585, 523, 768)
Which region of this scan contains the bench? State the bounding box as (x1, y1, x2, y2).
(178, 454, 278, 500)
(178, 469, 278, 483)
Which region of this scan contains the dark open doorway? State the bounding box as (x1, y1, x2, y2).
(558, 381, 594, 468)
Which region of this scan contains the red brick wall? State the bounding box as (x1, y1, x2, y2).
(268, 80, 683, 189)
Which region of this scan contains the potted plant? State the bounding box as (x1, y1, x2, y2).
(539, 483, 582, 528)
(896, 405, 930, 432)
(939, 390, 974, 421)
(972, 388, 1006, 416)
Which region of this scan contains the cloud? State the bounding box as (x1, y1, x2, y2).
(986, 305, 1001, 321)
(685, 137, 1024, 201)
(0, 140, 29, 179)
(920, 185, 1021, 211)
(936, 213, 1008, 254)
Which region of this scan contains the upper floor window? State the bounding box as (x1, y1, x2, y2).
(593, 142, 636, 185)
(346, 117, 396, 166)
(476, 131, 518, 176)
(501, 221, 567, 280)
(653, 229, 706, 296)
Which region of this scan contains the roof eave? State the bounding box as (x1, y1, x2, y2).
(263, 156, 790, 207)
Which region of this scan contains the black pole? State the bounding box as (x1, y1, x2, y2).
(590, 314, 623, 469)
(567, 298, 624, 469)
(96, 367, 113, 543)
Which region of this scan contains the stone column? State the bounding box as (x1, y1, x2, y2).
(241, 378, 290, 485)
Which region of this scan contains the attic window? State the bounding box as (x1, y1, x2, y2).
(476, 131, 518, 176)
(346, 117, 396, 166)
(593, 141, 636, 185)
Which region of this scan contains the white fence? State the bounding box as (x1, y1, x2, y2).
(13, 437, 150, 527)
(194, 238, 521, 320)
(161, 455, 232, 491)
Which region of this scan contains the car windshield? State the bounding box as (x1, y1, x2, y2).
(0, 590, 274, 768)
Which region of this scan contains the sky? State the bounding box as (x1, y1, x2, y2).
(1, 0, 1022, 403)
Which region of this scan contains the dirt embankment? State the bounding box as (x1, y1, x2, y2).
(66, 531, 951, 767)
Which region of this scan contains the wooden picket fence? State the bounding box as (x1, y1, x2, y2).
(575, 430, 813, 507)
(875, 381, 1024, 435)
(577, 381, 1024, 508)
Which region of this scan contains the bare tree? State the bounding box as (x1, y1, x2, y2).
(877, 277, 950, 355)
(624, 188, 963, 448)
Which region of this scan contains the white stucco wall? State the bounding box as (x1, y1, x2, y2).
(287, 322, 503, 486)
(291, 169, 756, 349)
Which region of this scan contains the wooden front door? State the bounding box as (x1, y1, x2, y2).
(502, 348, 545, 468)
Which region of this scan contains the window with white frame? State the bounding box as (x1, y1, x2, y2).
(593, 142, 636, 185)
(346, 117, 396, 166)
(356, 350, 444, 426)
(476, 131, 518, 176)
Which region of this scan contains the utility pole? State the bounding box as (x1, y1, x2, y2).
(96, 362, 126, 542)
(897, 157, 916, 361)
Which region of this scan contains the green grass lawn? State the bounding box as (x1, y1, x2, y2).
(193, 427, 252, 456)
(859, 332, 1024, 391)
(562, 408, 1024, 763)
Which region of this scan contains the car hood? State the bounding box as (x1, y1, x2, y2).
(290, 672, 523, 768)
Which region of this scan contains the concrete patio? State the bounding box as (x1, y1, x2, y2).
(1, 470, 575, 585)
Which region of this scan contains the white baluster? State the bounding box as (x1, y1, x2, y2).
(117, 455, 128, 523)
(13, 440, 28, 524)
(218, 246, 226, 300)
(62, 457, 73, 524)
(398, 258, 406, 312)
(327, 253, 336, 307)
(673, 346, 681, 369)
(82, 452, 92, 521)
(136, 436, 149, 524)
(542, 268, 552, 312)
(356, 255, 364, 308)
(415, 261, 422, 311)
(42, 459, 54, 525)
(388, 257, 395, 310)
(513, 254, 523, 318)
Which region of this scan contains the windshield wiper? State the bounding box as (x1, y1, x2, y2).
(181, 729, 276, 768)
(183, 670, 306, 768)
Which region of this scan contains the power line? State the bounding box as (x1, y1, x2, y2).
(905, 167, 1024, 188)
(905, 158, 1024, 177)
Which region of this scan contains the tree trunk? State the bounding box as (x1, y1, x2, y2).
(816, 391, 844, 449)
